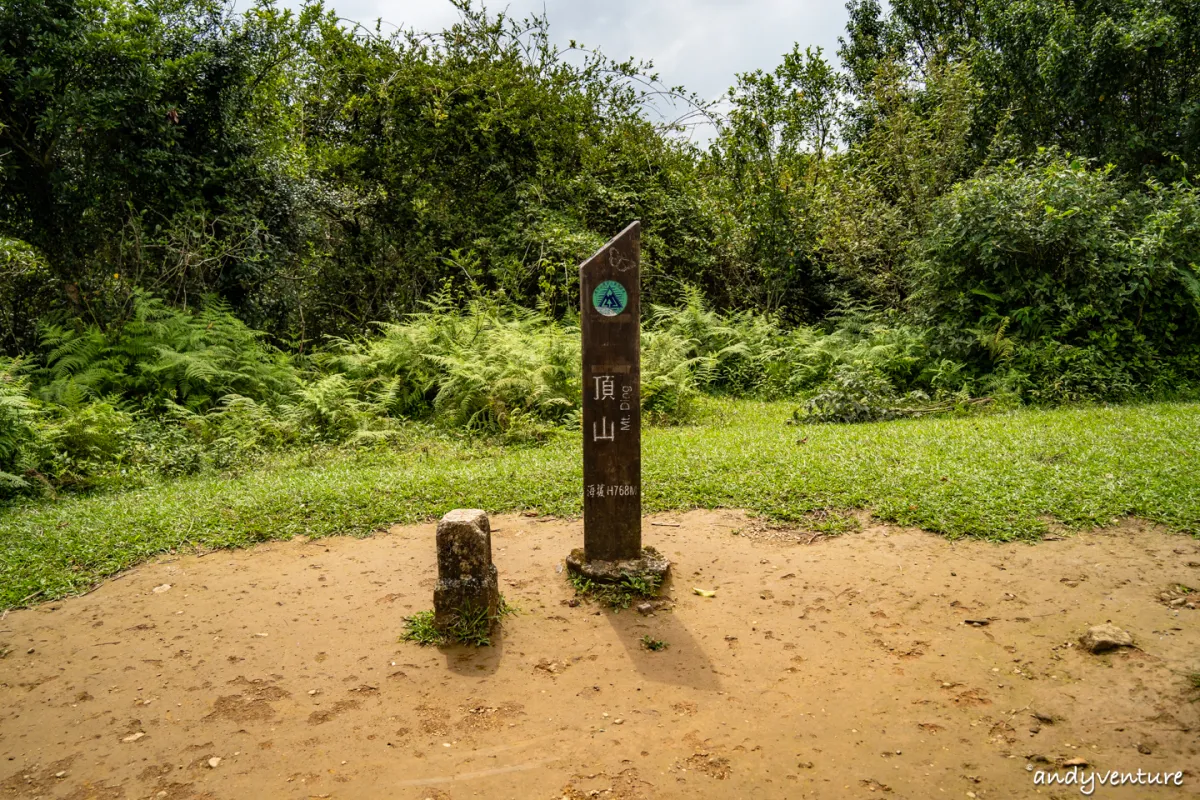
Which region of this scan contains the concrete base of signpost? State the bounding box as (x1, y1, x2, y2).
(565, 546, 670, 584)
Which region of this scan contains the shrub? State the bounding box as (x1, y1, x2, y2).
(324, 293, 581, 439)
(795, 362, 906, 423)
(327, 291, 717, 439)
(640, 328, 705, 421)
(646, 286, 789, 397)
(282, 374, 371, 443)
(37, 291, 298, 412)
(913, 152, 1200, 400)
(0, 358, 38, 489)
(778, 310, 941, 394)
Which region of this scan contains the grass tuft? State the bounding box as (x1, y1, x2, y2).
(400, 610, 443, 646)
(802, 509, 861, 535)
(640, 635, 669, 651)
(401, 597, 515, 647)
(568, 570, 662, 610)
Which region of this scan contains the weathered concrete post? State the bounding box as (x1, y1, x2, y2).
(433, 509, 500, 631)
(567, 221, 668, 582)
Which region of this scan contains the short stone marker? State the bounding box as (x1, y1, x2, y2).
(567, 221, 669, 585)
(434, 509, 500, 632)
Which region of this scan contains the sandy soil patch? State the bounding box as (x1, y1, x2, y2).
(1, 511, 1198, 799)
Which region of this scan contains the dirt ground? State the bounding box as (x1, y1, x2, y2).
(2, 511, 1199, 800)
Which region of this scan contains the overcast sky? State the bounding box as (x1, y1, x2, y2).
(264, 0, 852, 141)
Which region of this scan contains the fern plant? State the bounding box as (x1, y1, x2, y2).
(38, 291, 297, 412)
(0, 358, 38, 489)
(646, 285, 789, 396)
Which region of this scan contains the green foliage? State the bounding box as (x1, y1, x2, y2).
(274, 1, 718, 336)
(0, 0, 717, 345)
(421, 307, 579, 437)
(792, 363, 991, 424)
(4, 0, 1199, 419)
(795, 363, 909, 424)
(0, 294, 309, 496)
(34, 400, 134, 485)
(977, 0, 1200, 179)
(645, 293, 981, 422)
(183, 394, 298, 454)
(640, 635, 669, 651)
(1, 0, 1199, 508)
(323, 293, 580, 439)
(38, 291, 296, 411)
(914, 153, 1200, 401)
(780, 312, 938, 394)
(639, 329, 704, 422)
(704, 45, 845, 317)
(646, 286, 785, 397)
(0, 358, 38, 488)
(7, 288, 846, 496)
(840, 0, 1200, 179)
(401, 597, 513, 647)
(0, 400, 1195, 606)
(326, 290, 717, 440)
(2, 398, 1198, 608)
(0, 358, 149, 492)
(0, 238, 55, 352)
(813, 57, 979, 310)
(399, 610, 444, 645)
(568, 569, 663, 610)
(4, 0, 1200, 611)
(0, 0, 312, 343)
(280, 374, 370, 443)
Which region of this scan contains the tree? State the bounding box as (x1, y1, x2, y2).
(838, 0, 1200, 179)
(706, 46, 845, 318)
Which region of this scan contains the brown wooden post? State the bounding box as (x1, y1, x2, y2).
(581, 221, 642, 561)
(568, 221, 667, 582)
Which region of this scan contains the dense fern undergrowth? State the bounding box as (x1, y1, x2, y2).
(3, 284, 1196, 502)
(0, 290, 966, 496)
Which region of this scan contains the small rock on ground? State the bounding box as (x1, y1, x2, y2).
(1079, 624, 1133, 653)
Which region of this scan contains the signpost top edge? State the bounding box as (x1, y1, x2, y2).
(578, 220, 640, 277)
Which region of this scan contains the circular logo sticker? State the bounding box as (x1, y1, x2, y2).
(592, 280, 628, 317)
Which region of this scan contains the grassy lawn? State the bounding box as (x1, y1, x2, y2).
(2, 399, 1198, 609)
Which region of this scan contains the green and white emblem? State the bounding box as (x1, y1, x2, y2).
(592, 280, 628, 317)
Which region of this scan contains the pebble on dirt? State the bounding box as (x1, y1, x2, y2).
(1079, 624, 1134, 653)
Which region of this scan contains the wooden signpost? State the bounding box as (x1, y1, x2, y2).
(567, 221, 668, 582)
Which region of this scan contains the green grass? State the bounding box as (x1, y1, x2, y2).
(567, 569, 663, 610)
(399, 610, 445, 645)
(401, 597, 515, 647)
(2, 399, 1199, 609)
(640, 635, 669, 652)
